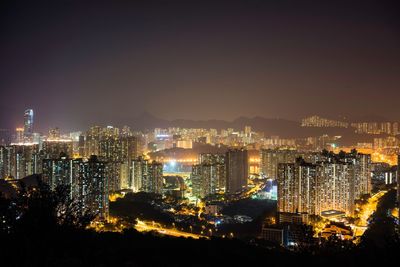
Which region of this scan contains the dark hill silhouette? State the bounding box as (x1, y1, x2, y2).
(128, 113, 378, 145)
(350, 114, 390, 122)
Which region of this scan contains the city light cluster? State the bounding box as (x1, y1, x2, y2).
(0, 109, 399, 247)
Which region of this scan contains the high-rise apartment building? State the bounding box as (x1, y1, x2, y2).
(226, 149, 248, 194)
(83, 126, 139, 161)
(0, 144, 41, 179)
(191, 153, 226, 198)
(277, 159, 318, 215)
(260, 149, 297, 179)
(131, 156, 146, 192)
(317, 161, 355, 216)
(42, 155, 73, 190)
(42, 155, 109, 219)
(277, 151, 369, 217)
(131, 157, 163, 194)
(84, 126, 102, 157)
(344, 150, 372, 198)
(42, 140, 73, 159)
(23, 109, 34, 140)
(301, 115, 348, 128)
(146, 161, 163, 194)
(15, 128, 24, 144)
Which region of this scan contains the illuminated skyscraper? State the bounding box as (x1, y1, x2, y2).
(15, 128, 24, 143)
(191, 164, 218, 198)
(146, 161, 163, 194)
(0, 144, 41, 179)
(226, 148, 248, 194)
(344, 150, 372, 198)
(278, 152, 359, 217)
(42, 154, 73, 189)
(260, 149, 297, 179)
(317, 161, 355, 216)
(119, 162, 130, 189)
(277, 158, 318, 215)
(42, 139, 73, 159)
(23, 109, 34, 140)
(42, 155, 109, 219)
(277, 162, 297, 214)
(131, 157, 146, 192)
(83, 126, 139, 161)
(131, 157, 163, 194)
(77, 155, 109, 218)
(191, 153, 226, 198)
(85, 126, 102, 157)
(78, 135, 85, 157)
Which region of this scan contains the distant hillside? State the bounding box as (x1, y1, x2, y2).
(129, 113, 369, 142)
(130, 113, 303, 136)
(350, 114, 390, 122)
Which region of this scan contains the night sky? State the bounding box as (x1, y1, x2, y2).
(1, 0, 399, 132)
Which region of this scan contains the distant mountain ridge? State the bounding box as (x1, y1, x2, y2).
(2, 107, 392, 141)
(127, 112, 362, 139)
(350, 114, 390, 123)
(130, 112, 299, 133)
(302, 114, 390, 123)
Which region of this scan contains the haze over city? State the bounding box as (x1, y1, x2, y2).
(2, 0, 400, 132)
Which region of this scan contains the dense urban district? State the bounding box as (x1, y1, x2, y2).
(1, 110, 399, 266)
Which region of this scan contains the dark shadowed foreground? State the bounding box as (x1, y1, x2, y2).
(1, 184, 399, 266)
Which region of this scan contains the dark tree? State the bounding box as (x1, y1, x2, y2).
(1, 181, 95, 235)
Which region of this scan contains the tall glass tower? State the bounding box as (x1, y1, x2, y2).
(24, 109, 34, 139)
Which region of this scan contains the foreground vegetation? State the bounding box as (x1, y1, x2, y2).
(1, 184, 399, 266)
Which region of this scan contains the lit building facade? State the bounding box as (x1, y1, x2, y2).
(260, 149, 297, 179)
(42, 140, 73, 159)
(226, 149, 248, 194)
(191, 153, 226, 198)
(0, 144, 41, 179)
(42, 155, 109, 219)
(131, 157, 163, 194)
(344, 150, 372, 198)
(277, 151, 370, 217)
(23, 109, 34, 140)
(317, 161, 355, 216)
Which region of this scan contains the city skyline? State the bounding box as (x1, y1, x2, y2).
(4, 109, 400, 134)
(1, 1, 399, 265)
(1, 108, 397, 243)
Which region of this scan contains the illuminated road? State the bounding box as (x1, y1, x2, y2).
(242, 181, 265, 199)
(313, 191, 388, 240)
(135, 220, 208, 239)
(352, 191, 387, 237)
